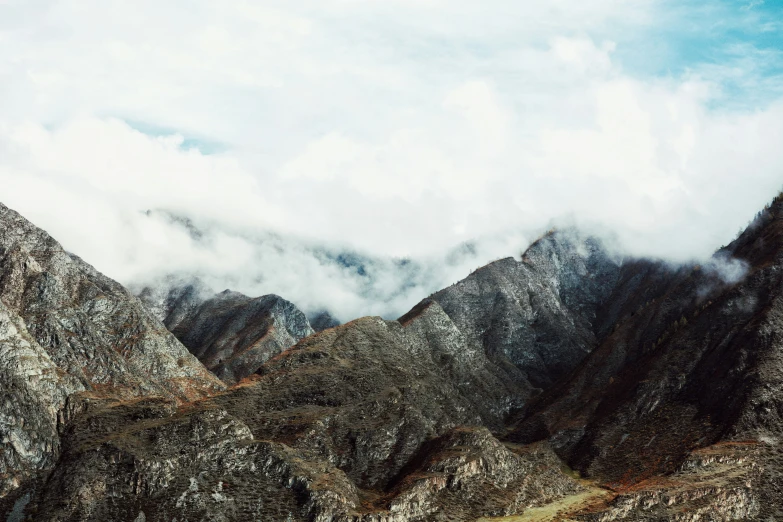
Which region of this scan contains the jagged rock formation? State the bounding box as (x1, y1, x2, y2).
(17, 397, 583, 522)
(0, 203, 223, 498)
(430, 231, 621, 389)
(379, 428, 584, 520)
(0, 300, 81, 498)
(220, 305, 532, 491)
(140, 229, 619, 390)
(140, 282, 314, 384)
(23, 396, 361, 522)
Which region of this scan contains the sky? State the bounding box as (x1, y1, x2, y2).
(2, 0, 783, 320)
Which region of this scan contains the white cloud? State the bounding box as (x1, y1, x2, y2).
(1, 1, 782, 320)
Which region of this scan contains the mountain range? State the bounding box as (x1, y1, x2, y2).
(0, 196, 782, 521)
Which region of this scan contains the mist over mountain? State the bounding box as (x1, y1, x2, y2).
(126, 207, 768, 329)
(126, 208, 545, 323)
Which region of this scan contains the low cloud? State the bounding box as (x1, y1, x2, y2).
(2, 1, 783, 320)
(705, 254, 750, 285)
(121, 210, 535, 321)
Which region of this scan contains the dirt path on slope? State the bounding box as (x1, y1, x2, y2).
(476, 481, 615, 522)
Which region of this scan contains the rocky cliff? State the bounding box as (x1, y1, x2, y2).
(6, 295, 582, 521)
(0, 203, 224, 499)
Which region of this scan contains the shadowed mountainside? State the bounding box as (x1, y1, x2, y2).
(509, 195, 783, 520)
(429, 232, 622, 390)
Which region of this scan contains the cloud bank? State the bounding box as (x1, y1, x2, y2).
(2, 0, 783, 319)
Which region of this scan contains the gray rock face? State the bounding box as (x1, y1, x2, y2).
(28, 397, 362, 522)
(380, 427, 584, 520)
(0, 301, 81, 497)
(0, 203, 223, 497)
(0, 216, 617, 520)
(140, 282, 315, 384)
(429, 230, 621, 388)
(20, 397, 582, 522)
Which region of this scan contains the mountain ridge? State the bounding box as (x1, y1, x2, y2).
(2, 195, 783, 520)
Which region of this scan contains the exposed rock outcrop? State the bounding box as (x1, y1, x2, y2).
(26, 397, 361, 522)
(378, 427, 584, 521)
(8, 299, 580, 521)
(18, 397, 584, 522)
(0, 300, 81, 497)
(220, 303, 532, 491)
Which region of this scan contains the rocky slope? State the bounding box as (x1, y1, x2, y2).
(140, 282, 314, 383)
(429, 231, 621, 389)
(6, 299, 583, 521)
(220, 304, 532, 491)
(0, 227, 622, 521)
(17, 397, 583, 522)
(575, 442, 764, 521)
(0, 203, 224, 499)
(509, 196, 783, 519)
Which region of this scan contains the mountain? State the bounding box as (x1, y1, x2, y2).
(4, 196, 783, 521)
(429, 231, 621, 390)
(1, 222, 622, 521)
(139, 281, 314, 383)
(0, 203, 223, 498)
(509, 196, 783, 519)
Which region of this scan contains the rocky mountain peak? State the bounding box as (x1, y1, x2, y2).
(505, 193, 783, 518)
(307, 309, 341, 332)
(427, 228, 622, 389)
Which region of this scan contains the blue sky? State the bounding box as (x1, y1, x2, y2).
(120, 1, 783, 149)
(1, 0, 783, 319)
(626, 0, 782, 105)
